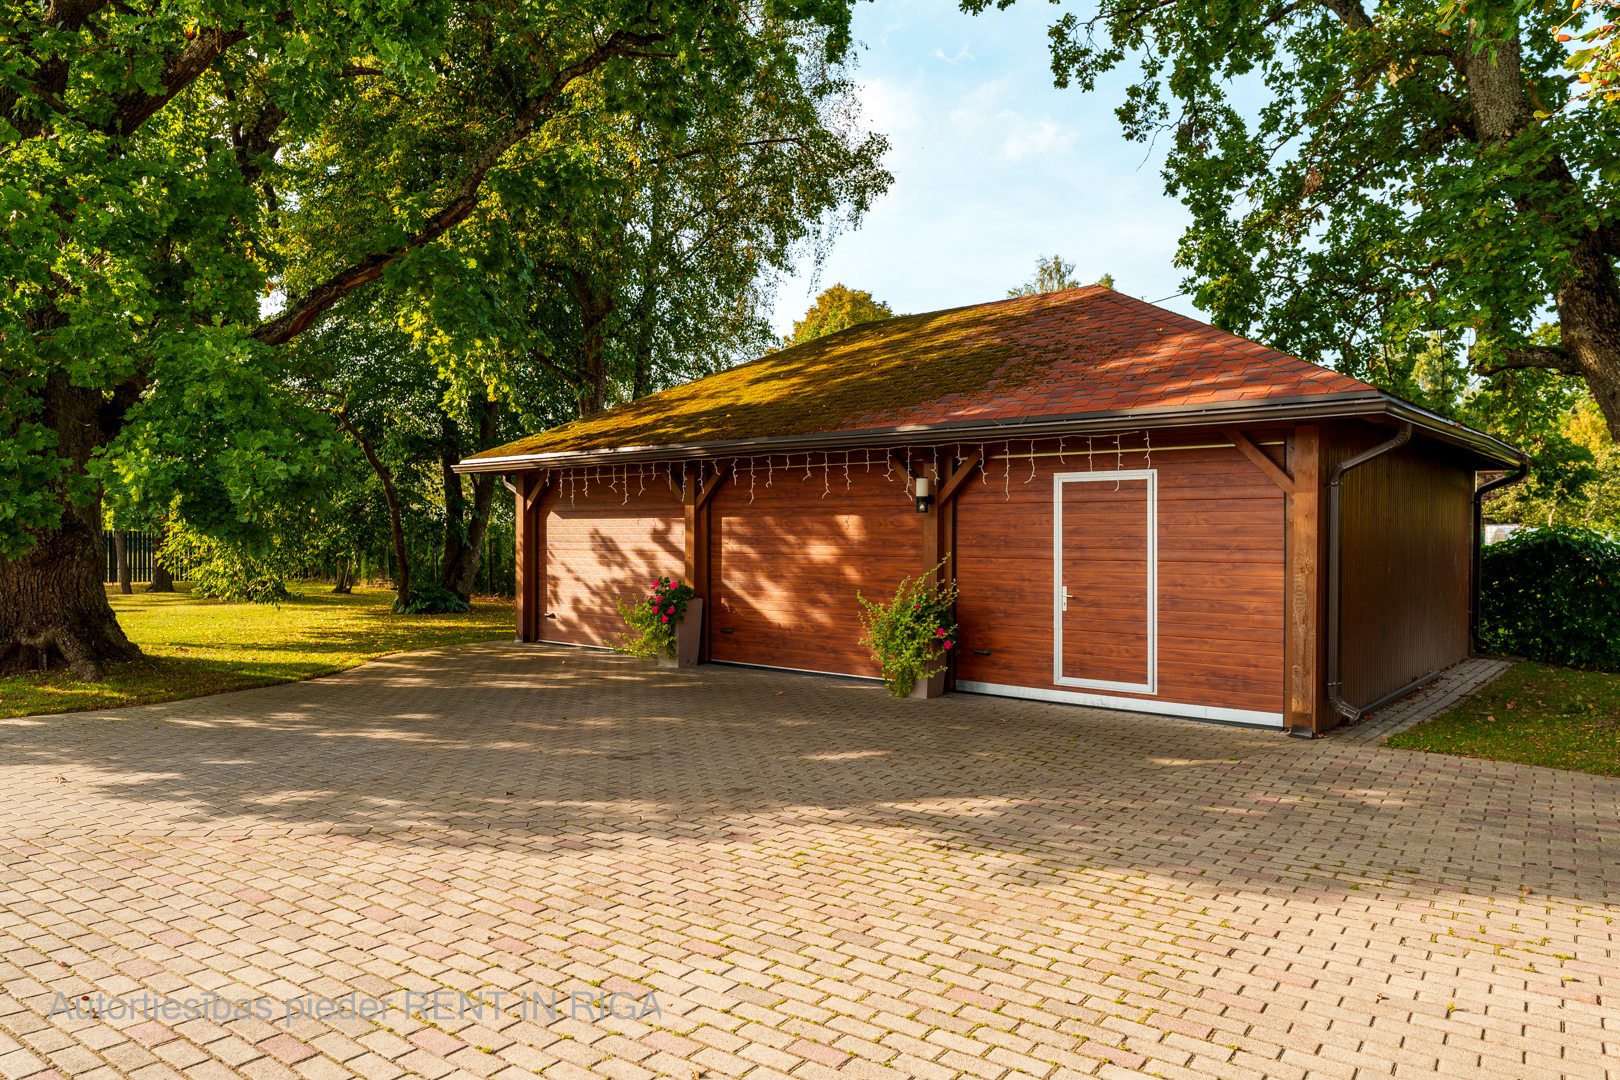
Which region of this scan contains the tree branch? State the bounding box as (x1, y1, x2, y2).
(252, 32, 660, 347)
(108, 23, 262, 139)
(1477, 346, 1583, 376)
(527, 347, 577, 385)
(1313, 0, 1371, 31)
(1601, 223, 1620, 258)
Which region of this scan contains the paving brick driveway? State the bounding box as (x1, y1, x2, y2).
(1, 643, 1616, 1080)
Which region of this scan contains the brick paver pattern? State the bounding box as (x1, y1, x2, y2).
(0, 643, 1613, 1080)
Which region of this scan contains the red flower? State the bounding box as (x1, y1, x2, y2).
(944, 641, 954, 649)
(661, 615, 669, 623)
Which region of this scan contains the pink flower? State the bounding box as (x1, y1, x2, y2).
(935, 628, 946, 636)
(661, 615, 669, 623)
(944, 641, 954, 649)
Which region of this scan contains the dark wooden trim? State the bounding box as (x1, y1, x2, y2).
(524, 474, 553, 514)
(1285, 425, 1322, 731)
(1224, 429, 1295, 495)
(515, 472, 546, 642)
(696, 463, 732, 509)
(936, 450, 985, 505)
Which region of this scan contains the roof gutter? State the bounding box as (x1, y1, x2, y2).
(1470, 452, 1532, 651)
(457, 391, 1519, 474)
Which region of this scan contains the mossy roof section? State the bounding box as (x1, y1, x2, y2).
(468, 287, 1374, 461)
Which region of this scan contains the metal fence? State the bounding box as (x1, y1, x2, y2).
(103, 531, 197, 584)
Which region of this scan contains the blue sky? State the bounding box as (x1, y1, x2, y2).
(769, 0, 1209, 336)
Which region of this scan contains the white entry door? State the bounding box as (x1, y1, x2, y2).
(1053, 470, 1158, 695)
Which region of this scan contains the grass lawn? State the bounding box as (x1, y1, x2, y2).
(1385, 660, 1620, 776)
(0, 584, 514, 719)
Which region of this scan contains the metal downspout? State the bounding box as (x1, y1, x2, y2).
(1470, 454, 1531, 651)
(1325, 423, 1412, 724)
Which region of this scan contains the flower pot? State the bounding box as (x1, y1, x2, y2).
(657, 598, 703, 669)
(908, 667, 946, 698)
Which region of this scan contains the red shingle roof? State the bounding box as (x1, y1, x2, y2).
(468, 287, 1379, 463)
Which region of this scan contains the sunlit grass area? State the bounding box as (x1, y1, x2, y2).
(0, 584, 513, 719)
(1385, 661, 1620, 776)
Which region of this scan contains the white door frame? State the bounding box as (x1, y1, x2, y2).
(1053, 469, 1158, 695)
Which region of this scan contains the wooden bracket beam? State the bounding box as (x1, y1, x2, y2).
(1224, 429, 1295, 494)
(696, 463, 732, 509)
(936, 450, 985, 505)
(523, 474, 553, 514)
(888, 449, 919, 480)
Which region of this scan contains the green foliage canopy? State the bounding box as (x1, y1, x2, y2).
(965, 0, 1620, 438)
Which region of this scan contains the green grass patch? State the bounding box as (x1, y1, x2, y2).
(0, 584, 513, 719)
(1385, 661, 1620, 776)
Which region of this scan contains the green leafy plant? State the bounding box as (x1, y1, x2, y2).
(857, 560, 958, 697)
(613, 577, 696, 658)
(392, 584, 471, 615)
(162, 524, 292, 605)
(1480, 526, 1620, 670)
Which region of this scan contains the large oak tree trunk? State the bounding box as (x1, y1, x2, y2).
(146, 521, 175, 592)
(0, 375, 141, 679)
(1462, 21, 1620, 441)
(439, 397, 500, 603)
(114, 531, 132, 594)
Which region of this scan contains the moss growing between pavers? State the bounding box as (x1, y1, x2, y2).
(0, 584, 513, 719)
(1385, 661, 1620, 776)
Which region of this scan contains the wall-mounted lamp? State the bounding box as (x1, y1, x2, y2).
(914, 476, 933, 514)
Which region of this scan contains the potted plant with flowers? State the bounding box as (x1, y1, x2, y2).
(857, 560, 958, 698)
(612, 576, 703, 668)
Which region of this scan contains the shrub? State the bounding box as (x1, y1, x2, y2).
(162, 526, 291, 604)
(392, 584, 470, 614)
(1480, 525, 1620, 670)
(612, 576, 696, 658)
(857, 561, 958, 697)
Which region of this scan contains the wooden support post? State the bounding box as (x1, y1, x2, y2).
(682, 462, 698, 586)
(514, 472, 547, 642)
(683, 463, 731, 662)
(1285, 425, 1323, 732)
(928, 450, 983, 584)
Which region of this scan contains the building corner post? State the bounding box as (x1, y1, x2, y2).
(513, 473, 545, 642)
(1285, 425, 1323, 734)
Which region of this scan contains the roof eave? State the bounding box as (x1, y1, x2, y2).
(455, 391, 1523, 473)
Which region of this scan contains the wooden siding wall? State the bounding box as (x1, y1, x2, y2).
(542, 479, 685, 648)
(1326, 421, 1474, 708)
(707, 454, 921, 677)
(952, 435, 1287, 715)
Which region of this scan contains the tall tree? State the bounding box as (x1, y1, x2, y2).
(787, 284, 894, 345)
(966, 0, 1620, 436)
(2, 0, 861, 677)
(1007, 254, 1081, 297)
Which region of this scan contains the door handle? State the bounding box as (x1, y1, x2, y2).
(1060, 587, 1071, 612)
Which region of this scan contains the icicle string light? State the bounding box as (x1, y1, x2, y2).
(1003, 441, 1011, 500)
(1025, 439, 1037, 484)
(979, 444, 989, 484)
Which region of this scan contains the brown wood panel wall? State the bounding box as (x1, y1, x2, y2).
(708, 455, 921, 676)
(953, 434, 1288, 715)
(1326, 421, 1474, 707)
(542, 479, 685, 649)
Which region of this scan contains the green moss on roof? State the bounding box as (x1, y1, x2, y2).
(471, 293, 1094, 460)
